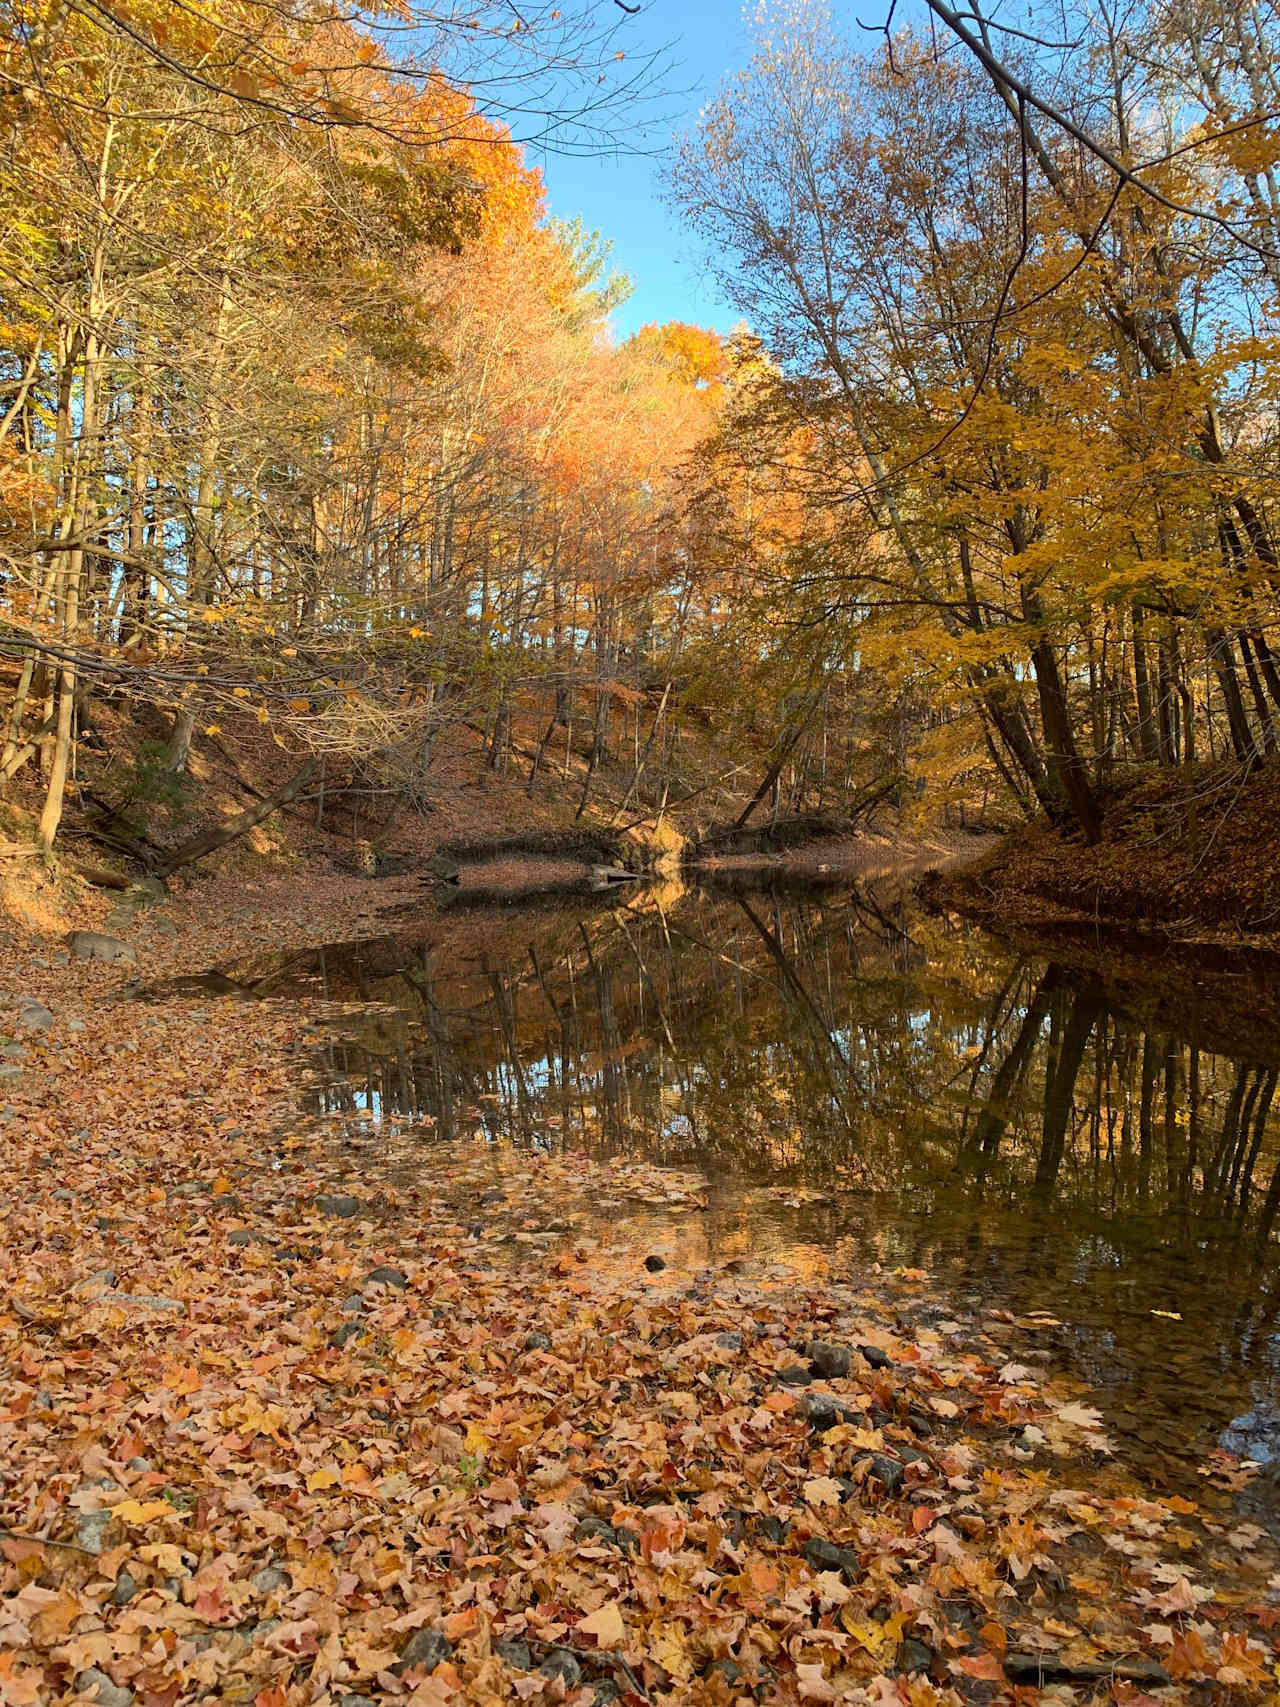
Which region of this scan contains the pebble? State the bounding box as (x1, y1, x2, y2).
(75, 1510, 113, 1555)
(227, 1229, 255, 1246)
(75, 1668, 133, 1707)
(524, 1332, 552, 1352)
(643, 1253, 666, 1271)
(862, 1453, 906, 1496)
(109, 1572, 137, 1607)
(540, 1649, 582, 1687)
(775, 1365, 811, 1386)
(495, 1638, 532, 1670)
(896, 1639, 934, 1676)
(315, 1193, 360, 1217)
(798, 1390, 861, 1431)
(804, 1537, 860, 1578)
(396, 1628, 452, 1676)
(330, 1321, 363, 1349)
(252, 1565, 290, 1594)
(858, 1343, 892, 1370)
(805, 1338, 851, 1378)
(366, 1265, 407, 1289)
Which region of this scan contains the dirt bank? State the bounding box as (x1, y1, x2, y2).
(935, 758, 1280, 949)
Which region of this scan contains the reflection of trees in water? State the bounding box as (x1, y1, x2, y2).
(308, 886, 1280, 1263)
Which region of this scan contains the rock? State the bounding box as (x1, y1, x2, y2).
(75, 1667, 133, 1707)
(79, 1268, 117, 1290)
(540, 1649, 582, 1687)
(339, 1696, 379, 1707)
(907, 1411, 933, 1437)
(798, 1390, 861, 1431)
(896, 1639, 933, 1676)
(715, 1331, 742, 1351)
(862, 1454, 906, 1496)
(805, 1339, 852, 1379)
(126, 1457, 151, 1473)
(707, 1658, 743, 1686)
(495, 1638, 532, 1670)
(366, 1265, 407, 1289)
(755, 1514, 790, 1545)
(75, 1510, 113, 1555)
(51, 1187, 74, 1202)
(643, 1253, 666, 1272)
(804, 1537, 859, 1578)
(66, 931, 136, 964)
(15, 1000, 53, 1032)
(227, 1229, 255, 1247)
(341, 1294, 365, 1315)
(315, 1193, 360, 1218)
(252, 1565, 289, 1594)
(591, 1683, 620, 1706)
(574, 1516, 618, 1546)
(613, 1524, 639, 1554)
(109, 1572, 138, 1607)
(524, 1332, 552, 1352)
(395, 1628, 452, 1676)
(1, 1043, 28, 1060)
(479, 1189, 505, 1205)
(330, 1321, 363, 1349)
(775, 1365, 811, 1386)
(858, 1344, 892, 1370)
(67, 1018, 86, 1032)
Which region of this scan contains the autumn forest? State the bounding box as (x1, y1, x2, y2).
(8, 2, 1280, 1705)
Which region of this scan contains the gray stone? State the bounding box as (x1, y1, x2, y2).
(251, 1619, 281, 1640)
(341, 1294, 365, 1315)
(858, 1344, 892, 1370)
(805, 1339, 852, 1379)
(896, 1640, 933, 1676)
(715, 1332, 742, 1352)
(51, 1187, 74, 1202)
(755, 1514, 790, 1545)
(798, 1390, 861, 1432)
(339, 1696, 379, 1707)
(15, 1000, 53, 1032)
(540, 1649, 582, 1687)
(67, 1018, 86, 1032)
(804, 1537, 860, 1578)
(75, 1667, 133, 1707)
(366, 1265, 407, 1289)
(395, 1628, 452, 1676)
(330, 1321, 363, 1350)
(315, 1193, 360, 1218)
(775, 1365, 811, 1387)
(861, 1453, 906, 1496)
(643, 1253, 666, 1272)
(227, 1229, 255, 1246)
(495, 1638, 532, 1670)
(574, 1516, 618, 1547)
(109, 1572, 137, 1607)
(67, 931, 136, 964)
(75, 1510, 113, 1555)
(524, 1332, 552, 1352)
(1, 1044, 28, 1061)
(126, 1457, 151, 1473)
(252, 1565, 289, 1594)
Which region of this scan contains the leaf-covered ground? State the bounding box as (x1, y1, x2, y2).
(3, 872, 1280, 1707)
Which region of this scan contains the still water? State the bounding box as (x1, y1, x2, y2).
(209, 876, 1280, 1510)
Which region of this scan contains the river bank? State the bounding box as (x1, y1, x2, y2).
(933, 759, 1280, 951)
(4, 873, 1280, 1704)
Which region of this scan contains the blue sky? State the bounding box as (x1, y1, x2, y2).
(531, 0, 759, 339)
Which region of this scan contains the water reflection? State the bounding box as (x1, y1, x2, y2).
(227, 879, 1280, 1500)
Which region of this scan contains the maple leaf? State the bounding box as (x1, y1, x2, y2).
(578, 1602, 626, 1647)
